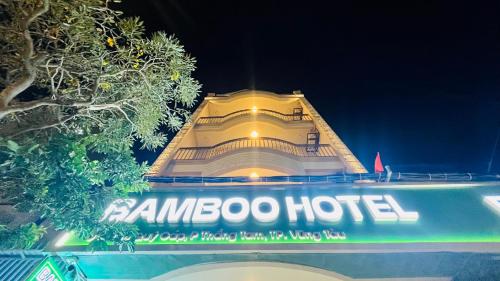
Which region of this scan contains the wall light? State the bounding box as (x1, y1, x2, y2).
(249, 172, 259, 178)
(251, 106, 258, 113)
(250, 131, 259, 138)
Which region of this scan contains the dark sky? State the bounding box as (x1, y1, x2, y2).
(122, 0, 500, 173)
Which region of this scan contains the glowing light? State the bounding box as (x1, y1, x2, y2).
(250, 131, 259, 138)
(55, 232, 71, 248)
(249, 172, 259, 178)
(251, 106, 258, 113)
(484, 196, 500, 216)
(99, 195, 422, 226)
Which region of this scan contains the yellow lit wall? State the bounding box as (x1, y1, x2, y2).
(148, 90, 367, 178)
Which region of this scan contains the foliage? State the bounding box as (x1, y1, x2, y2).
(0, 223, 46, 249)
(0, 0, 200, 250)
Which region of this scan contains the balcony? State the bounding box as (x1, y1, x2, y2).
(173, 137, 336, 160)
(196, 109, 312, 126)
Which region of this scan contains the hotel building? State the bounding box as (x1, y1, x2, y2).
(5, 90, 500, 280)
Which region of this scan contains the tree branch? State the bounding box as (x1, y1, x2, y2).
(8, 114, 76, 138)
(0, 99, 92, 120)
(86, 103, 135, 127)
(0, 0, 50, 108)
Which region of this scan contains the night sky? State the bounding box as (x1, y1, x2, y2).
(121, 0, 500, 173)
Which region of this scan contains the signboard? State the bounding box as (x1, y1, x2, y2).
(25, 257, 65, 281)
(57, 184, 500, 248)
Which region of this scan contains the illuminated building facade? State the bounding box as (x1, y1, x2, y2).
(148, 89, 367, 178)
(10, 90, 500, 280)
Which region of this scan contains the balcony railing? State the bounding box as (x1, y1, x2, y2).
(147, 173, 497, 184)
(196, 109, 312, 125)
(173, 137, 336, 160)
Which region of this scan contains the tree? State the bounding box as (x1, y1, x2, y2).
(0, 0, 200, 251)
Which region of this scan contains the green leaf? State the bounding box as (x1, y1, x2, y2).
(6, 140, 19, 152)
(27, 144, 40, 153)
